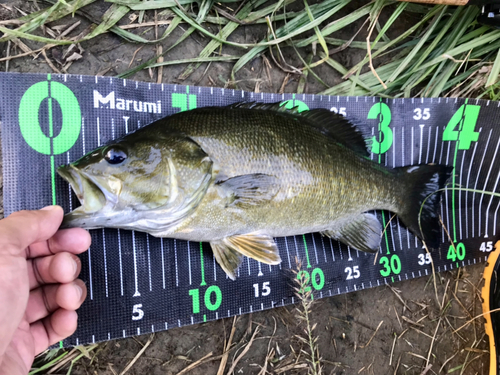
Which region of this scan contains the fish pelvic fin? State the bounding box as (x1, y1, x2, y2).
(322, 213, 382, 253)
(210, 241, 244, 280)
(396, 164, 453, 248)
(210, 233, 281, 279)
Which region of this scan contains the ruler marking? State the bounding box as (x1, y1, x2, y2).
(187, 241, 192, 285)
(132, 231, 141, 297)
(147, 236, 152, 292)
(88, 246, 93, 300)
(117, 229, 124, 296)
(320, 236, 329, 262)
(96, 117, 100, 147)
(425, 126, 431, 163)
(402, 128, 411, 247)
(472, 129, 492, 237)
(411, 126, 414, 163)
(338, 240, 343, 260)
(483, 137, 500, 237)
(67, 152, 72, 211)
(444, 141, 452, 241)
(392, 133, 403, 250)
(311, 234, 319, 264)
(161, 238, 166, 289)
(174, 240, 179, 287)
(478, 134, 500, 237)
(419, 124, 424, 164)
(465, 139, 480, 238)
(284, 237, 292, 268)
(458, 150, 466, 240)
(102, 230, 108, 298)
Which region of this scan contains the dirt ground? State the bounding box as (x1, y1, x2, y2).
(0, 1, 491, 374)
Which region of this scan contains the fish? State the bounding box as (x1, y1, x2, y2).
(58, 102, 452, 280)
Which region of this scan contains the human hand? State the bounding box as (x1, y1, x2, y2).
(0, 206, 91, 375)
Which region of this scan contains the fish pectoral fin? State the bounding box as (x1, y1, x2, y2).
(322, 213, 382, 253)
(210, 241, 244, 280)
(217, 174, 279, 207)
(211, 233, 281, 279)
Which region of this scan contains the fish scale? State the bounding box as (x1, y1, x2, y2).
(1, 72, 499, 347)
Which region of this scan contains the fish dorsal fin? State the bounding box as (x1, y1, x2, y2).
(210, 233, 281, 279)
(298, 110, 371, 156)
(322, 213, 382, 253)
(216, 173, 279, 207)
(226, 102, 371, 156)
(227, 101, 301, 114)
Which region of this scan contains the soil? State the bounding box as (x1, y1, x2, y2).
(0, 1, 490, 374)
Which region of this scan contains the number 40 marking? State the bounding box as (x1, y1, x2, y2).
(443, 104, 480, 150)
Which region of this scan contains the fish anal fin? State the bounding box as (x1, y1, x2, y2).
(217, 174, 279, 207)
(322, 213, 382, 253)
(210, 241, 244, 280)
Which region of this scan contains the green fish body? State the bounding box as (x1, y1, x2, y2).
(58, 103, 452, 279)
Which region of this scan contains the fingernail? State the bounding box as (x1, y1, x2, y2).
(74, 283, 83, 300)
(41, 205, 59, 211)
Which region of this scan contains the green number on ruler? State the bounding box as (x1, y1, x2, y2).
(297, 268, 325, 293)
(311, 268, 325, 290)
(368, 102, 392, 154)
(281, 99, 309, 113)
(447, 243, 466, 262)
(172, 93, 197, 112)
(442, 104, 480, 150)
(188, 289, 200, 314)
(204, 285, 222, 311)
(379, 254, 401, 277)
(189, 285, 222, 314)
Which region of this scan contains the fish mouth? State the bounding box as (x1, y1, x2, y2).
(57, 165, 107, 227)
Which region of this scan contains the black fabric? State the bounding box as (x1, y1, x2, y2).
(1, 72, 499, 347)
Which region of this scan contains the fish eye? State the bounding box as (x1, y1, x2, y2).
(104, 147, 127, 165)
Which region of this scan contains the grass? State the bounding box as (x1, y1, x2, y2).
(0, 0, 498, 96)
(0, 0, 497, 373)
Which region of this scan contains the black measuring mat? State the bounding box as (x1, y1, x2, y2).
(1, 72, 499, 347)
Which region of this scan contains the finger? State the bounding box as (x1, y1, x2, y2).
(27, 228, 91, 259)
(31, 309, 78, 355)
(28, 252, 81, 289)
(26, 280, 86, 324)
(0, 206, 63, 256)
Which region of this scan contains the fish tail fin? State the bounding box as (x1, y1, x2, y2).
(396, 164, 453, 248)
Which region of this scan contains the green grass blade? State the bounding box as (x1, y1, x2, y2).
(344, 5, 443, 79)
(178, 0, 264, 81)
(149, 55, 240, 68)
(107, 0, 239, 10)
(232, 0, 350, 75)
(117, 16, 193, 78)
(486, 49, 500, 87)
(85, 4, 130, 40)
(294, 3, 371, 48)
(386, 6, 446, 83)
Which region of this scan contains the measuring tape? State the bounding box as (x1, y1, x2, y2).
(1, 72, 499, 347)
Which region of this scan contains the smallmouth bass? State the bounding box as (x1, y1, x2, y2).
(58, 103, 452, 279)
